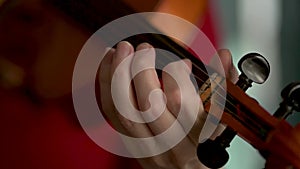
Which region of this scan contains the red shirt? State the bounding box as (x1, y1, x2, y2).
(0, 90, 141, 169)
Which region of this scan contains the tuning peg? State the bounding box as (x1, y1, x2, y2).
(273, 82, 300, 119)
(197, 53, 270, 168)
(197, 128, 234, 168)
(236, 53, 270, 90)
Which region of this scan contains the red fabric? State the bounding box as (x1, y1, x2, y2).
(0, 4, 220, 169)
(191, 4, 221, 64)
(0, 91, 141, 169)
(201, 5, 220, 49)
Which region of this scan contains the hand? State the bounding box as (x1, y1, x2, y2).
(98, 41, 238, 169)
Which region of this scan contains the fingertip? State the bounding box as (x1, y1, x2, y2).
(218, 49, 231, 56)
(183, 59, 192, 71)
(217, 49, 239, 83)
(136, 42, 153, 51)
(117, 41, 133, 48)
(106, 48, 116, 57)
(101, 48, 115, 66)
(209, 49, 239, 82)
(116, 41, 134, 58)
(218, 49, 233, 66)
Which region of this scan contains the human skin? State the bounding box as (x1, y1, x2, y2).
(98, 41, 238, 169)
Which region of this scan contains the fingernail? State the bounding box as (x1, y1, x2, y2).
(136, 43, 152, 51)
(116, 41, 132, 57)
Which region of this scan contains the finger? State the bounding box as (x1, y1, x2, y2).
(131, 43, 167, 123)
(111, 41, 152, 138)
(162, 59, 204, 144)
(111, 41, 134, 72)
(111, 41, 135, 113)
(162, 59, 192, 115)
(162, 59, 201, 131)
(218, 49, 239, 83)
(131, 43, 177, 134)
(131, 43, 161, 111)
(99, 48, 132, 134)
(99, 48, 115, 116)
(209, 49, 238, 83)
(209, 49, 238, 138)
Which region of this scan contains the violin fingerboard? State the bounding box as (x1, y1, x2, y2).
(199, 73, 226, 106)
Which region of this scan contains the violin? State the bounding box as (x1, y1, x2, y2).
(124, 32, 300, 169)
(48, 0, 300, 168)
(116, 15, 300, 169)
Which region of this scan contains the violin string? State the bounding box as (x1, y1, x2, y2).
(155, 62, 259, 135)
(155, 56, 239, 116)
(154, 51, 237, 111)
(107, 14, 241, 115)
(117, 14, 264, 140)
(147, 48, 258, 137)
(214, 99, 266, 138)
(128, 15, 238, 105)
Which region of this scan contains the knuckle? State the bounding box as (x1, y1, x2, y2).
(168, 89, 182, 111)
(149, 101, 165, 117)
(117, 114, 132, 128)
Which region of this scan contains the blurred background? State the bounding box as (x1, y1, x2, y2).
(213, 0, 300, 168)
(0, 0, 299, 169)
